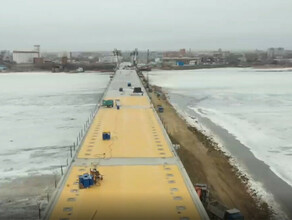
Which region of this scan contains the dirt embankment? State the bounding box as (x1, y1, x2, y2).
(148, 85, 272, 219)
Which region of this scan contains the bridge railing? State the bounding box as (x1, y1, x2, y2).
(41, 73, 114, 219)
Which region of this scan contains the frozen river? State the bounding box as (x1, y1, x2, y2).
(0, 72, 110, 182)
(147, 68, 292, 218)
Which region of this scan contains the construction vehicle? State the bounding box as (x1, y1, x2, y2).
(195, 184, 244, 220)
(133, 87, 142, 93)
(133, 87, 143, 96)
(156, 92, 161, 98)
(157, 105, 164, 113)
(195, 184, 209, 205)
(102, 99, 114, 108)
(207, 201, 244, 220)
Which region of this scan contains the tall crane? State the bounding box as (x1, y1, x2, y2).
(113, 49, 122, 68)
(147, 49, 150, 64)
(130, 48, 138, 66)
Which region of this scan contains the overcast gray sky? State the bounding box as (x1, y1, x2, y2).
(1, 0, 292, 51)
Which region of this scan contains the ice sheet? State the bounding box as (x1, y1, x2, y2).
(147, 68, 292, 218)
(148, 68, 292, 187)
(0, 72, 110, 182)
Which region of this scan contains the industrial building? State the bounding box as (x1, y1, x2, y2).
(163, 57, 202, 66)
(12, 45, 41, 64)
(12, 50, 40, 64)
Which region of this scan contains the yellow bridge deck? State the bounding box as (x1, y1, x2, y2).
(49, 165, 200, 220)
(45, 68, 208, 220)
(78, 107, 173, 159)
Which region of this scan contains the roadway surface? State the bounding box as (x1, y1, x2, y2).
(44, 66, 209, 220)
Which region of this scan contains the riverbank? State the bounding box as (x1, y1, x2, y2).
(154, 64, 292, 71)
(148, 85, 273, 219)
(0, 63, 115, 73)
(157, 64, 239, 71)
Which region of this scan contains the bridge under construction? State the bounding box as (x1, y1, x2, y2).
(44, 64, 209, 220)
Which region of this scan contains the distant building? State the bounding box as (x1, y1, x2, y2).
(61, 56, 68, 65)
(162, 57, 202, 66)
(0, 50, 11, 62)
(33, 57, 44, 64)
(13, 51, 39, 64)
(58, 52, 71, 59)
(267, 47, 285, 59)
(155, 58, 161, 63)
(99, 55, 121, 63)
(163, 49, 187, 58)
(179, 49, 186, 56)
(163, 48, 203, 66)
(267, 48, 275, 59)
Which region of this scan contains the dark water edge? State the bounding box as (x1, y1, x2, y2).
(168, 92, 292, 219)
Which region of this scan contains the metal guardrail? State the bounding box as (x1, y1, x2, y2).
(137, 70, 209, 220)
(60, 77, 113, 179)
(41, 74, 114, 219)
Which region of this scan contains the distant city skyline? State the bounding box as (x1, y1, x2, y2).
(1, 0, 292, 51)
